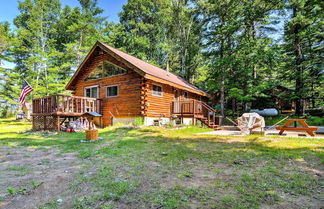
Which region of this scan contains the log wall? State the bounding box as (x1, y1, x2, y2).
(73, 51, 142, 127)
(144, 80, 203, 118)
(71, 47, 207, 126)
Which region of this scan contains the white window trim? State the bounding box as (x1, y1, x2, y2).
(152, 84, 163, 97)
(84, 85, 99, 98)
(106, 85, 119, 98)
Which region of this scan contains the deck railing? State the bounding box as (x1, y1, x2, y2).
(171, 100, 218, 125)
(171, 100, 203, 116)
(32, 94, 100, 115)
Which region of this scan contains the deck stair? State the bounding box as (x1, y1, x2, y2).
(171, 100, 221, 130)
(221, 126, 240, 131)
(196, 102, 221, 130)
(198, 117, 220, 130)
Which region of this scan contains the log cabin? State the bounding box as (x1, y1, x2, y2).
(31, 41, 218, 131)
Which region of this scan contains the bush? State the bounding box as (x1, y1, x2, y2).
(0, 106, 15, 118)
(165, 121, 175, 128)
(133, 117, 144, 127)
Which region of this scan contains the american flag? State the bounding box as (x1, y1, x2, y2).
(19, 80, 33, 106)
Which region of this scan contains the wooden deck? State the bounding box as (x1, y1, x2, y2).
(31, 94, 101, 116)
(171, 101, 220, 129)
(31, 95, 101, 131)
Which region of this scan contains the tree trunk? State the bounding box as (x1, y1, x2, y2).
(219, 17, 225, 121)
(293, 7, 304, 116)
(220, 80, 225, 117)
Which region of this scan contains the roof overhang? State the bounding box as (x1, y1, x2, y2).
(66, 41, 208, 97)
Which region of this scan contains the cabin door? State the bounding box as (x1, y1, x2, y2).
(174, 89, 180, 113)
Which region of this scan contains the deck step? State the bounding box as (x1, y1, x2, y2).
(221, 126, 240, 131)
(197, 117, 220, 129)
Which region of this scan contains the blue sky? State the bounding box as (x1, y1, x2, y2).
(0, 0, 127, 24)
(0, 0, 127, 69)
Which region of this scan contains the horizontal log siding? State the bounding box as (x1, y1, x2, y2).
(73, 51, 142, 126)
(145, 80, 204, 118)
(70, 47, 207, 126)
(145, 80, 173, 117)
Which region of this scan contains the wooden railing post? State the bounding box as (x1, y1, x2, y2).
(208, 108, 210, 125)
(193, 100, 195, 116)
(71, 98, 74, 113)
(31, 94, 101, 115)
(55, 95, 58, 112)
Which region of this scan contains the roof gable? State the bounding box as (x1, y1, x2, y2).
(66, 41, 207, 96)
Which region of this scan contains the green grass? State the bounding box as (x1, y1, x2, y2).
(1, 118, 323, 208)
(0, 117, 103, 156)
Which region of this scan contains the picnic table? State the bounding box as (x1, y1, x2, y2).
(276, 119, 318, 136)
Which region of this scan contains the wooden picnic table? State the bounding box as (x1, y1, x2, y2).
(276, 119, 318, 136)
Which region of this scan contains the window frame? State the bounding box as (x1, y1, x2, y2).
(106, 85, 119, 98)
(84, 85, 99, 98)
(102, 61, 127, 78)
(183, 91, 189, 101)
(152, 84, 163, 97)
(85, 60, 127, 81)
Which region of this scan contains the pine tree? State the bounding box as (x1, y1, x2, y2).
(283, 0, 324, 114)
(12, 0, 61, 97)
(65, 0, 105, 65)
(0, 21, 19, 102)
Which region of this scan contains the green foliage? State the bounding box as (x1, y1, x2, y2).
(0, 106, 12, 118)
(1, 0, 109, 101)
(282, 0, 324, 114)
(6, 187, 17, 195)
(264, 115, 324, 126)
(165, 121, 175, 128)
(133, 117, 144, 127)
(0, 0, 322, 115)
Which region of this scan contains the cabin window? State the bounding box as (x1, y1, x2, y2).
(103, 61, 126, 77)
(107, 85, 118, 97)
(152, 84, 163, 97)
(85, 61, 126, 81)
(183, 91, 189, 101)
(86, 64, 103, 80)
(84, 86, 99, 98)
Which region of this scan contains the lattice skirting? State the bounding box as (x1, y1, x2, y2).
(32, 116, 59, 131)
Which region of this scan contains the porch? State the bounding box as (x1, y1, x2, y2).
(171, 100, 220, 129)
(31, 94, 101, 131)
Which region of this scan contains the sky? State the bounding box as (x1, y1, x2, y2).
(0, 0, 127, 69)
(0, 0, 127, 24)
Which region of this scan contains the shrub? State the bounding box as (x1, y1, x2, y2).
(165, 121, 174, 128)
(133, 117, 144, 127)
(0, 105, 16, 118)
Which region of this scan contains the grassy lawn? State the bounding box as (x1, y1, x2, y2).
(0, 118, 323, 209)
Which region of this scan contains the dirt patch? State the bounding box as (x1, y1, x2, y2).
(0, 146, 82, 209)
(262, 193, 324, 209)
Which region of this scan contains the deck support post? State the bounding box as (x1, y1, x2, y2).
(44, 116, 47, 130)
(57, 116, 60, 131)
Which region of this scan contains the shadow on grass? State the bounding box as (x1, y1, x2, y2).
(1, 124, 322, 208)
(86, 127, 323, 208)
(98, 127, 324, 165)
(1, 125, 322, 162)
